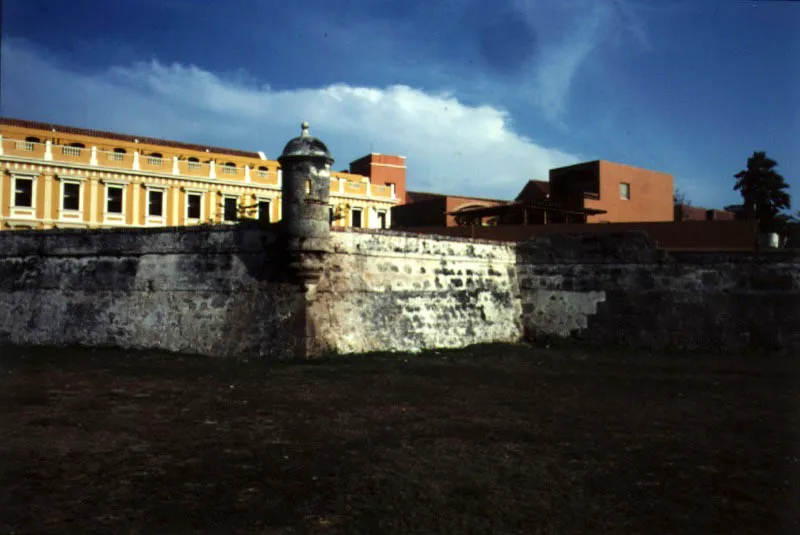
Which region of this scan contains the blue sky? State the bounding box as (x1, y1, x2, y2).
(2, 0, 798, 209)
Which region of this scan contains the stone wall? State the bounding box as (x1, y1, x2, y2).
(312, 229, 520, 353)
(0, 226, 522, 357)
(517, 232, 800, 354)
(0, 226, 303, 358)
(0, 227, 797, 358)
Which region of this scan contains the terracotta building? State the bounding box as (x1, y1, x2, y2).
(549, 160, 674, 223)
(394, 160, 674, 228)
(0, 118, 404, 231)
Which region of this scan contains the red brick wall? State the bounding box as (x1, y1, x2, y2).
(349, 154, 407, 204)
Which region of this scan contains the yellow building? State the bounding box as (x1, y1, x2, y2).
(0, 118, 401, 231)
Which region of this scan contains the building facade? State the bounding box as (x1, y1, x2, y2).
(549, 160, 674, 223)
(0, 118, 403, 231)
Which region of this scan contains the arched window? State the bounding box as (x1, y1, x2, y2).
(108, 147, 127, 162)
(18, 136, 39, 151)
(222, 162, 237, 176)
(62, 142, 84, 156)
(257, 166, 269, 178)
(147, 152, 164, 167)
(187, 156, 201, 171)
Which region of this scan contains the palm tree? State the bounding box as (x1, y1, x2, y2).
(734, 151, 791, 233)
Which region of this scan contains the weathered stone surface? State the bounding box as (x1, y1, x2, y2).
(309, 231, 522, 353)
(517, 232, 800, 354)
(0, 226, 797, 358)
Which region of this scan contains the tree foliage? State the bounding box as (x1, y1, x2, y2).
(734, 151, 791, 233)
(673, 188, 691, 206)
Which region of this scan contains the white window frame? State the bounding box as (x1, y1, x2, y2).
(222, 194, 239, 223)
(58, 176, 86, 221)
(620, 182, 631, 200)
(145, 186, 168, 225)
(376, 209, 388, 229)
(185, 190, 205, 224)
(10, 172, 38, 220)
(102, 180, 127, 224)
(350, 206, 363, 228)
(256, 197, 272, 222)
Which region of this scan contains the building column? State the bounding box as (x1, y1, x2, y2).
(133, 150, 141, 170)
(339, 179, 344, 193)
(209, 160, 216, 179)
(44, 140, 53, 161)
(90, 146, 98, 166)
(172, 156, 179, 175)
(132, 183, 141, 225)
(89, 177, 99, 227)
(208, 190, 218, 222)
(171, 187, 180, 226)
(277, 169, 282, 187)
(43, 173, 53, 223)
(0, 134, 3, 156)
(0, 168, 5, 218)
(245, 165, 251, 183)
(390, 184, 396, 199)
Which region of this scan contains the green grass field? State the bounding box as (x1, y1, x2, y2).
(1, 344, 798, 534)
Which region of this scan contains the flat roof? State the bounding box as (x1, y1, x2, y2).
(447, 200, 607, 218)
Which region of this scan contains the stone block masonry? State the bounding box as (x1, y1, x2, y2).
(314, 229, 521, 353)
(517, 232, 800, 355)
(0, 225, 522, 358)
(0, 225, 797, 358)
(0, 226, 304, 358)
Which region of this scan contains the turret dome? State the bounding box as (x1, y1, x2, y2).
(278, 121, 333, 164)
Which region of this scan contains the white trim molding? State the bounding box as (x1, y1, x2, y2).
(57, 174, 87, 222)
(144, 184, 168, 226)
(102, 179, 128, 225)
(183, 188, 205, 225)
(221, 193, 239, 223)
(9, 171, 39, 220)
(255, 196, 272, 223)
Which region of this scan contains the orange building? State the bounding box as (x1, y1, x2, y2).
(549, 160, 674, 223)
(394, 161, 674, 229)
(0, 118, 405, 231)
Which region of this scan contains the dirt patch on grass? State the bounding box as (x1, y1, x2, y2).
(1, 344, 798, 534)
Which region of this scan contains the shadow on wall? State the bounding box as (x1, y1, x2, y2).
(398, 220, 760, 251)
(516, 231, 800, 355)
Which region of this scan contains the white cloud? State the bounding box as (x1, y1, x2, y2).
(1, 39, 580, 199)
